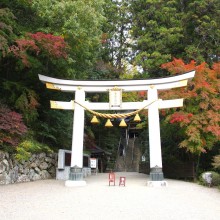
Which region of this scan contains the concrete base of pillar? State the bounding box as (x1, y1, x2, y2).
(147, 181, 168, 187)
(150, 166, 164, 181)
(65, 166, 87, 187)
(65, 180, 86, 187)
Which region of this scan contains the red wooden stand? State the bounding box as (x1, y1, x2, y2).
(109, 172, 115, 186)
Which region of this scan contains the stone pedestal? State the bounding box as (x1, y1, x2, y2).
(150, 166, 164, 181)
(69, 166, 83, 180)
(147, 166, 167, 187)
(65, 166, 86, 187)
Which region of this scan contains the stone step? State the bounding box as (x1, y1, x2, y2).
(115, 137, 141, 172)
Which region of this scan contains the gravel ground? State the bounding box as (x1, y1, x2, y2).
(0, 172, 220, 220)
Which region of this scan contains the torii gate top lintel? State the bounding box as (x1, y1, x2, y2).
(38, 70, 195, 92)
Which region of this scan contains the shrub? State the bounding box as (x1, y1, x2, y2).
(199, 171, 220, 187)
(15, 139, 53, 162)
(211, 172, 220, 186)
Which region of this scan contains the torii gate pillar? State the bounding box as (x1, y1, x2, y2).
(71, 88, 85, 168)
(65, 88, 87, 187)
(148, 87, 164, 184)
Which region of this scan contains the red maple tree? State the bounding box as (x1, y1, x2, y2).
(8, 32, 69, 67)
(0, 104, 27, 147)
(160, 58, 220, 153)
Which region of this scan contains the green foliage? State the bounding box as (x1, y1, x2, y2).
(36, 109, 73, 150)
(183, 0, 220, 63)
(16, 139, 53, 162)
(130, 0, 220, 76)
(131, 0, 183, 75)
(15, 147, 31, 162)
(1, 81, 39, 125)
(31, 0, 105, 78)
(160, 119, 191, 162)
(91, 120, 121, 154)
(102, 0, 132, 69)
(0, 8, 17, 58)
(88, 61, 121, 80)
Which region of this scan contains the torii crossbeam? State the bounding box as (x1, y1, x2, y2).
(39, 71, 195, 186)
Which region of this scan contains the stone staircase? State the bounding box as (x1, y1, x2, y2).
(114, 136, 141, 172)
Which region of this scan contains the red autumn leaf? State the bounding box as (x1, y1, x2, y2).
(0, 104, 27, 147)
(8, 32, 69, 67)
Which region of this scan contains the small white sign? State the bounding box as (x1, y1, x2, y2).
(109, 87, 122, 108)
(90, 158, 97, 168)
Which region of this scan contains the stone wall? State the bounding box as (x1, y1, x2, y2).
(0, 151, 57, 185)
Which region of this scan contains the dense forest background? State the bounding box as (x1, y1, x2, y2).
(0, 0, 219, 176)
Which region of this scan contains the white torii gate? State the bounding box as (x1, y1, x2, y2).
(39, 71, 195, 186)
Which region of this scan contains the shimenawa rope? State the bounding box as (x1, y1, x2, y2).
(74, 99, 158, 119)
